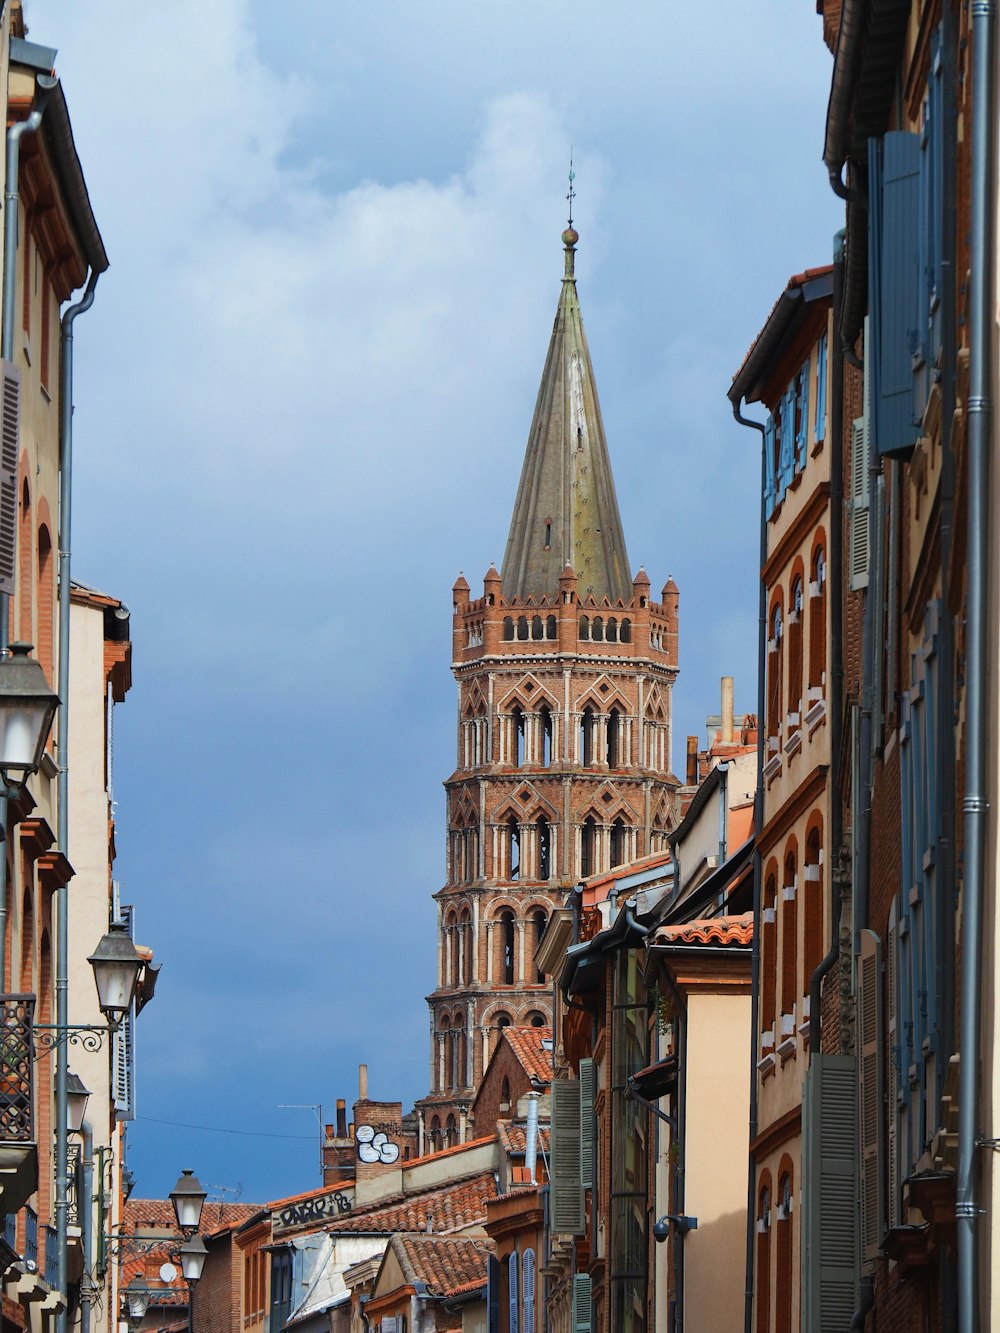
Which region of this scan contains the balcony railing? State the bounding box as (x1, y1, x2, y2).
(24, 1205, 37, 1267)
(0, 995, 35, 1143)
(44, 1226, 57, 1286)
(2, 1212, 14, 1247)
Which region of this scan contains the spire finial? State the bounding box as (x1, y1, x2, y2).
(562, 153, 578, 277)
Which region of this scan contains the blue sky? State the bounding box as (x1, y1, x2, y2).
(26, 0, 840, 1203)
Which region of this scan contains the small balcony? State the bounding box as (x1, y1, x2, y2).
(0, 995, 39, 1215)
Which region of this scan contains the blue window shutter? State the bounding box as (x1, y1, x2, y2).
(778, 385, 796, 495)
(795, 364, 809, 469)
(872, 131, 922, 457)
(815, 333, 827, 442)
(764, 414, 776, 513)
(508, 1252, 519, 1333)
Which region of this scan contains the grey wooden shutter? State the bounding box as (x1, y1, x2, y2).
(814, 333, 827, 443)
(579, 1058, 596, 1190)
(886, 907, 901, 1230)
(801, 1053, 858, 1331)
(858, 929, 884, 1261)
(522, 1248, 535, 1333)
(508, 1252, 519, 1333)
(572, 1274, 592, 1333)
(113, 902, 136, 1120)
(764, 414, 776, 514)
(551, 1078, 584, 1234)
(849, 416, 869, 591)
(0, 361, 20, 593)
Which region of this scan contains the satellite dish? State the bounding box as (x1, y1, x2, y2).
(160, 1263, 177, 1283)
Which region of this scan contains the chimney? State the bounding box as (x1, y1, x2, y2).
(721, 676, 734, 745)
(359, 1064, 368, 1099)
(686, 735, 699, 787)
(336, 1100, 347, 1137)
(525, 1092, 540, 1186)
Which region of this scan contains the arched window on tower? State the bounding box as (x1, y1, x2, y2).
(620, 618, 631, 643)
(517, 616, 529, 640)
(580, 706, 596, 766)
(537, 817, 551, 880)
(501, 911, 516, 984)
(581, 816, 597, 879)
(592, 616, 604, 642)
(454, 1014, 467, 1089)
(440, 1016, 453, 1090)
(532, 909, 547, 981)
(532, 615, 543, 640)
(579, 616, 590, 641)
(445, 1113, 458, 1149)
(540, 706, 553, 766)
(503, 617, 514, 641)
(508, 817, 520, 880)
(430, 1116, 442, 1152)
(546, 615, 557, 639)
(447, 911, 459, 987)
(610, 817, 626, 868)
(607, 706, 622, 768)
(460, 907, 473, 984)
(511, 706, 526, 767)
(606, 616, 618, 643)
(492, 1012, 512, 1058)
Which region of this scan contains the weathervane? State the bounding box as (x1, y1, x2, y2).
(567, 152, 576, 227)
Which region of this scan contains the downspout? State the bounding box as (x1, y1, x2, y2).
(958, 2, 996, 1328)
(728, 397, 766, 1333)
(54, 267, 100, 1333)
(809, 230, 846, 1040)
(0, 70, 56, 997)
(80, 1121, 94, 1333)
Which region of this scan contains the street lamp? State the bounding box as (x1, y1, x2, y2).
(169, 1170, 207, 1237)
(87, 923, 145, 1028)
(124, 1276, 151, 1326)
(0, 642, 58, 787)
(65, 1071, 90, 1133)
(178, 1235, 208, 1285)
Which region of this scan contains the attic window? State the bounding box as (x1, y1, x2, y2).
(541, 1038, 553, 1051)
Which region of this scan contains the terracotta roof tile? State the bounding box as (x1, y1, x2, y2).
(653, 912, 754, 947)
(501, 1027, 553, 1084)
(394, 1234, 495, 1298)
(496, 1122, 550, 1158)
(402, 1133, 496, 1169)
(326, 1171, 497, 1236)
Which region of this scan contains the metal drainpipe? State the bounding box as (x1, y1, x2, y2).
(80, 1121, 93, 1333)
(54, 268, 100, 1333)
(958, 3, 996, 1328)
(809, 230, 846, 1041)
(729, 397, 766, 1333)
(0, 71, 57, 998)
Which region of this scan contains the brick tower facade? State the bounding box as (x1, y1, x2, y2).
(415, 227, 680, 1151)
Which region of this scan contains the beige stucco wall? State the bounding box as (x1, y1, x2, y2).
(683, 990, 751, 1332)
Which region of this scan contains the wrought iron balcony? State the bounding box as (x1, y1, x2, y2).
(0, 994, 38, 1214)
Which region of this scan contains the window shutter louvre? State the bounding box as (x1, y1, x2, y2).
(858, 929, 885, 1261)
(795, 364, 809, 469)
(579, 1058, 596, 1189)
(487, 1254, 501, 1333)
(0, 361, 20, 594)
(886, 908, 901, 1231)
(764, 414, 777, 514)
(522, 1249, 535, 1333)
(113, 902, 136, 1120)
(572, 1274, 592, 1333)
(801, 1053, 858, 1330)
(778, 386, 796, 497)
(849, 417, 870, 590)
(550, 1078, 584, 1234)
(508, 1252, 519, 1333)
(870, 131, 922, 457)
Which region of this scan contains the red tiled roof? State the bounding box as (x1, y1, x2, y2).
(394, 1234, 495, 1298)
(326, 1171, 497, 1236)
(653, 912, 754, 947)
(120, 1199, 262, 1289)
(497, 1122, 550, 1158)
(501, 1027, 553, 1084)
(401, 1132, 496, 1169)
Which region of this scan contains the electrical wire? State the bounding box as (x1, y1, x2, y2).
(136, 1115, 314, 1141)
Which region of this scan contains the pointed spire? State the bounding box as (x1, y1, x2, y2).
(501, 227, 632, 605)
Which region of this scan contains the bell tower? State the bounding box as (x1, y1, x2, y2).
(416, 227, 680, 1151)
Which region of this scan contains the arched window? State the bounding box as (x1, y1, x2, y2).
(531, 615, 544, 640)
(460, 907, 473, 984)
(546, 615, 557, 639)
(787, 575, 804, 718)
(592, 616, 604, 642)
(809, 545, 827, 694)
(526, 1010, 546, 1028)
(581, 816, 597, 879)
(501, 911, 516, 984)
(579, 616, 590, 641)
(497, 1012, 511, 1032)
(440, 1016, 453, 1090)
(580, 706, 596, 766)
(537, 817, 551, 880)
(508, 817, 520, 880)
(606, 616, 618, 643)
(429, 1115, 442, 1152)
(620, 618, 632, 643)
(607, 706, 622, 767)
(18, 478, 30, 642)
(503, 616, 515, 641)
(512, 706, 526, 767)
(445, 1113, 458, 1148)
(804, 824, 823, 997)
(532, 909, 547, 981)
(610, 817, 626, 868)
(492, 1011, 512, 1057)
(540, 706, 553, 766)
(500, 1076, 512, 1111)
(775, 1171, 793, 1333)
(447, 911, 459, 986)
(454, 1014, 467, 1089)
(517, 616, 529, 640)
(762, 870, 777, 1045)
(767, 601, 783, 738)
(755, 1180, 772, 1333)
(781, 849, 797, 1020)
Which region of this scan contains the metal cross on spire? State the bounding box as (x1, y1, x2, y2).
(567, 153, 576, 227)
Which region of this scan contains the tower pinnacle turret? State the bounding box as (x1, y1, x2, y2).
(500, 228, 631, 605)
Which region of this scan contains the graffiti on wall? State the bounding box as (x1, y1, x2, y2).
(273, 1189, 353, 1234)
(356, 1123, 400, 1164)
